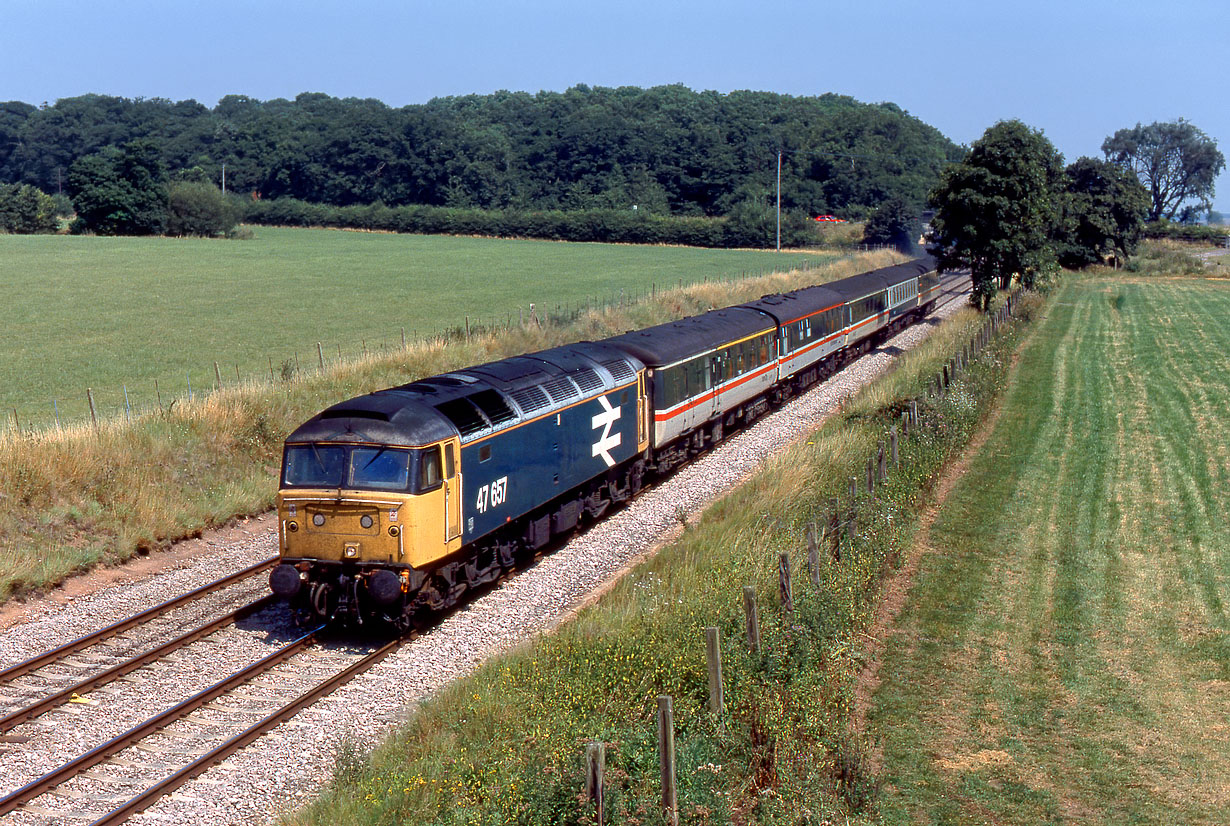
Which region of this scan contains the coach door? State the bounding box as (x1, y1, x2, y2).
(442, 439, 462, 543)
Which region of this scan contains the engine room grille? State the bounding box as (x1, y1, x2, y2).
(468, 389, 517, 426)
(570, 368, 604, 394)
(602, 359, 636, 384)
(510, 386, 550, 415)
(434, 398, 487, 438)
(542, 377, 579, 404)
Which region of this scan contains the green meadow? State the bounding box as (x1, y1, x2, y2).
(0, 228, 816, 428)
(869, 275, 1230, 823)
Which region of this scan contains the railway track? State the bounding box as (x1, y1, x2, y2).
(0, 628, 402, 824)
(0, 275, 973, 825)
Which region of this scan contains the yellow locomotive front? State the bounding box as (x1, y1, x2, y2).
(270, 429, 464, 624)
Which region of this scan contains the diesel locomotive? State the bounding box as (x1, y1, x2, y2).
(270, 256, 942, 627)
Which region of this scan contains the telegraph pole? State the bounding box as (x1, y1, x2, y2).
(776, 151, 782, 252)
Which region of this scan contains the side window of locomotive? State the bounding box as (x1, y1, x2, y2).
(284, 444, 346, 487)
(350, 447, 412, 491)
(417, 446, 443, 492)
(444, 443, 455, 478)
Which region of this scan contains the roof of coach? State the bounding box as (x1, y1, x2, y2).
(739, 283, 846, 325)
(823, 256, 937, 303)
(602, 306, 774, 367)
(286, 341, 644, 447)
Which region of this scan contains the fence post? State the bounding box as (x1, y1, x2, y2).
(806, 523, 821, 587)
(401, 326, 407, 349)
(878, 441, 887, 481)
(318, 342, 325, 371)
(910, 400, 918, 426)
(779, 553, 794, 611)
(866, 456, 875, 494)
(657, 696, 678, 826)
(890, 426, 899, 466)
(705, 627, 724, 717)
(849, 476, 857, 501)
(215, 361, 223, 390)
(87, 388, 98, 428)
(743, 586, 761, 653)
(586, 741, 605, 826)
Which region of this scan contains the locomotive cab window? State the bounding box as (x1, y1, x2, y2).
(416, 446, 443, 492)
(350, 446, 412, 491)
(284, 444, 346, 487)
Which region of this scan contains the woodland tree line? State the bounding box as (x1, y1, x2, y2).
(0, 86, 959, 223)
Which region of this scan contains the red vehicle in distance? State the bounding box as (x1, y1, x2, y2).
(813, 215, 845, 223)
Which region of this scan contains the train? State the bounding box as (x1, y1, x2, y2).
(269, 256, 941, 627)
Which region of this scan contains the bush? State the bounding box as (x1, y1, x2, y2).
(166, 181, 240, 237)
(1143, 220, 1229, 245)
(241, 197, 818, 248)
(0, 184, 59, 234)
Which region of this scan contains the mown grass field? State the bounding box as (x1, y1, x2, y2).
(869, 275, 1230, 823)
(0, 227, 816, 428)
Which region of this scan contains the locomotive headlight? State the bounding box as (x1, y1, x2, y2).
(287, 521, 298, 532)
(360, 515, 374, 529)
(312, 513, 326, 527)
(388, 525, 400, 537)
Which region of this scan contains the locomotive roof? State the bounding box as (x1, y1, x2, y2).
(286, 340, 643, 447)
(601, 306, 774, 367)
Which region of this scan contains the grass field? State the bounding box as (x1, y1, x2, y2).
(0, 228, 817, 428)
(869, 275, 1230, 823)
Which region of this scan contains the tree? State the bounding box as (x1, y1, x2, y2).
(927, 120, 1064, 310)
(166, 181, 239, 236)
(1102, 119, 1225, 221)
(861, 195, 921, 253)
(1056, 157, 1149, 268)
(68, 139, 167, 235)
(0, 183, 58, 233)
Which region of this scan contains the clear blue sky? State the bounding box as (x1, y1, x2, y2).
(3, 0, 1227, 210)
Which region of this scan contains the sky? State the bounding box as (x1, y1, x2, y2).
(3, 0, 1227, 211)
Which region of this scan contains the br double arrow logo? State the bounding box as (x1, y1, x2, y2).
(591, 395, 622, 467)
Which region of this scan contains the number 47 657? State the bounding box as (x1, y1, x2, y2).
(475, 476, 508, 514)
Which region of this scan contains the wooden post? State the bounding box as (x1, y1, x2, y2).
(11, 408, 18, 433)
(866, 456, 875, 494)
(878, 441, 887, 481)
(901, 409, 909, 437)
(317, 342, 325, 371)
(807, 522, 821, 587)
(657, 696, 678, 826)
(123, 385, 131, 423)
(401, 326, 407, 349)
(743, 586, 761, 653)
(214, 361, 223, 390)
(586, 741, 605, 826)
(779, 553, 794, 612)
(934, 373, 942, 396)
(155, 379, 163, 412)
(87, 388, 97, 428)
(910, 400, 918, 426)
(268, 357, 275, 382)
(705, 627, 724, 716)
(849, 476, 858, 501)
(891, 426, 899, 466)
